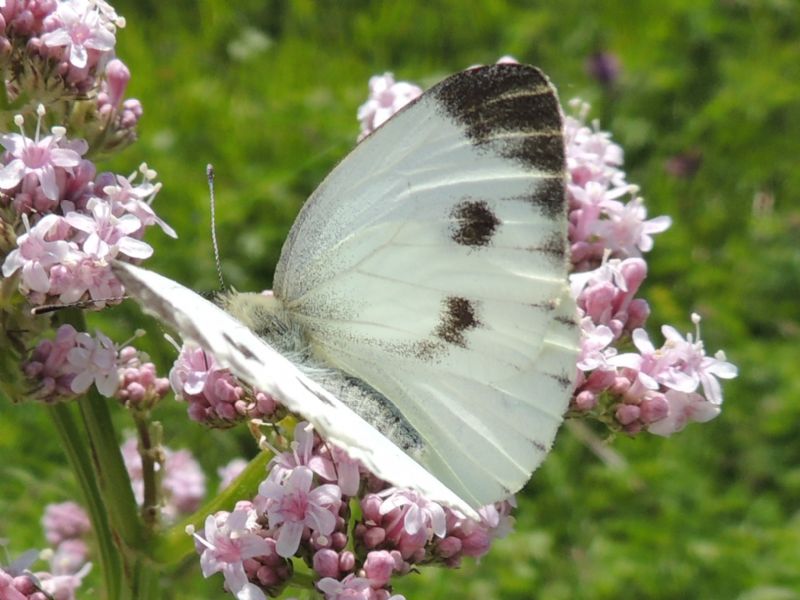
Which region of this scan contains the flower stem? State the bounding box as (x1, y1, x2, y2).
(48, 402, 122, 600)
(134, 413, 162, 530)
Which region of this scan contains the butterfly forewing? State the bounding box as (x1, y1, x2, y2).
(273, 64, 579, 507)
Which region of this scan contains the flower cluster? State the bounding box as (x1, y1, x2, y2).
(23, 323, 117, 401)
(116, 344, 170, 411)
(169, 343, 279, 426)
(562, 100, 737, 435)
(0, 502, 92, 600)
(194, 421, 511, 600)
(0, 116, 173, 308)
(40, 501, 92, 585)
(21, 323, 175, 408)
(0, 0, 140, 153)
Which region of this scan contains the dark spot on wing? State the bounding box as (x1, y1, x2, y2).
(222, 332, 257, 360)
(528, 231, 567, 264)
(409, 339, 445, 361)
(526, 176, 566, 220)
(434, 296, 481, 348)
(450, 199, 501, 247)
(532, 299, 558, 312)
(548, 371, 574, 389)
(556, 315, 578, 329)
(532, 440, 548, 453)
(431, 64, 566, 174)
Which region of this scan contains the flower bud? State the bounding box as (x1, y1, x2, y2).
(615, 403, 640, 426)
(363, 550, 395, 587)
(105, 59, 130, 107)
(312, 549, 339, 579)
(338, 550, 356, 572)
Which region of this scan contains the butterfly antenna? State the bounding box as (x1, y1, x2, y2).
(207, 164, 225, 291)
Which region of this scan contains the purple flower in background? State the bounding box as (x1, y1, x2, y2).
(585, 51, 621, 87)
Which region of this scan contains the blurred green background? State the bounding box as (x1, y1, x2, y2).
(1, 1, 799, 598)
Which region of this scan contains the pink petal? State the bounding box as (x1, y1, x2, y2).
(22, 261, 51, 292)
(64, 211, 96, 233)
(0, 159, 26, 189)
(70, 369, 94, 394)
(50, 148, 82, 168)
(38, 165, 60, 201)
(85, 28, 115, 51)
(117, 236, 153, 259)
(70, 43, 89, 69)
(41, 29, 72, 47)
(276, 521, 303, 558)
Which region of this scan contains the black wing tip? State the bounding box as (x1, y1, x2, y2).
(431, 63, 565, 175)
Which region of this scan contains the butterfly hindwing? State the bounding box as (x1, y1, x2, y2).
(272, 64, 579, 507)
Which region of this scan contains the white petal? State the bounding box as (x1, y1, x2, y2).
(70, 43, 88, 69)
(0, 159, 26, 189)
(70, 369, 94, 394)
(117, 237, 153, 259)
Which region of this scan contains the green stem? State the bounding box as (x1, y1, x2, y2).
(77, 389, 145, 550)
(47, 403, 121, 600)
(134, 413, 162, 530)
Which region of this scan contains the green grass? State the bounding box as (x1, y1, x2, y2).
(1, 1, 799, 598)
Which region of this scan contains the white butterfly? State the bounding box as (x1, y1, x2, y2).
(114, 63, 579, 519)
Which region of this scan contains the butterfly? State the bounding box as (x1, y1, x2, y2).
(114, 63, 579, 519)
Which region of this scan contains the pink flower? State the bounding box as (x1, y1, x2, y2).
(328, 446, 361, 497)
(170, 343, 278, 424)
(258, 466, 341, 558)
(36, 562, 92, 600)
(196, 509, 272, 600)
(42, 502, 90, 546)
(647, 390, 721, 437)
(100, 165, 175, 238)
(357, 73, 422, 140)
(313, 548, 342, 579)
(269, 421, 335, 484)
(120, 436, 206, 521)
(48, 539, 90, 576)
(65, 198, 153, 260)
(162, 449, 206, 519)
(593, 196, 672, 256)
(617, 316, 738, 405)
(66, 330, 118, 397)
(2, 214, 73, 294)
(41, 0, 116, 69)
(218, 458, 248, 490)
(378, 488, 446, 540)
(577, 315, 616, 372)
(0, 108, 85, 201)
(316, 575, 372, 600)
